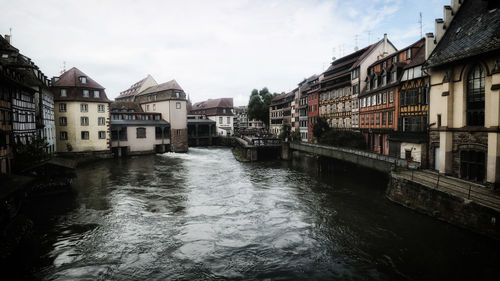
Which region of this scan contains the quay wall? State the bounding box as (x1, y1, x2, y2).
(387, 174, 500, 240)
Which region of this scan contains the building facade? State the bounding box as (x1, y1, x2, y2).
(270, 92, 294, 136)
(425, 0, 500, 187)
(320, 35, 396, 133)
(52, 67, 111, 153)
(190, 98, 234, 137)
(306, 77, 320, 142)
(110, 102, 170, 155)
(115, 75, 158, 102)
(133, 80, 188, 152)
(360, 39, 424, 157)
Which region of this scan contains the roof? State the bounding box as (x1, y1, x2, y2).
(187, 119, 216, 124)
(116, 74, 158, 99)
(110, 119, 169, 127)
(110, 101, 143, 112)
(367, 38, 425, 70)
(53, 67, 105, 89)
(426, 0, 500, 68)
(137, 79, 183, 96)
(192, 98, 233, 109)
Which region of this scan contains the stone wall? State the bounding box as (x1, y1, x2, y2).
(451, 131, 488, 178)
(170, 128, 188, 152)
(387, 175, 500, 240)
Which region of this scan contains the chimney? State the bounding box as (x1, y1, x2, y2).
(443, 6, 453, 28)
(451, 0, 462, 14)
(4, 34, 11, 44)
(435, 18, 445, 43)
(425, 33, 436, 60)
(383, 33, 388, 55)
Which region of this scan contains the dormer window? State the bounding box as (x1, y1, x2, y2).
(93, 90, 100, 98)
(60, 89, 67, 97)
(83, 89, 90, 98)
(392, 56, 397, 63)
(79, 76, 87, 84)
(406, 49, 411, 59)
(382, 61, 387, 68)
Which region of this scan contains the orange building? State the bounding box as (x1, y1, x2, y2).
(359, 39, 425, 156)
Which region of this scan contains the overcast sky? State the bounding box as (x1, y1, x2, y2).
(2, 0, 448, 106)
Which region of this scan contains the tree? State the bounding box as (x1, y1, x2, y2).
(278, 123, 291, 140)
(13, 135, 50, 171)
(312, 117, 329, 140)
(247, 87, 278, 128)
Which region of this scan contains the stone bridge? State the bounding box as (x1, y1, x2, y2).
(233, 137, 281, 161)
(285, 142, 417, 173)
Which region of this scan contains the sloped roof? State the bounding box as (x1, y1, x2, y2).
(137, 79, 183, 96)
(110, 101, 144, 112)
(426, 0, 500, 68)
(53, 67, 105, 89)
(192, 98, 233, 109)
(117, 76, 147, 98)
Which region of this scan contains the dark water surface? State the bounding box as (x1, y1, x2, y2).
(25, 147, 500, 280)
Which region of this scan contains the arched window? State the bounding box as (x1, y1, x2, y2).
(466, 64, 485, 126)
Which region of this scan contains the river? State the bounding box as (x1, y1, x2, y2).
(20, 147, 500, 280)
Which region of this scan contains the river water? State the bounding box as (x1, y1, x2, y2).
(23, 147, 500, 280)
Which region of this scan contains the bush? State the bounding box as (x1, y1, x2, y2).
(319, 129, 366, 150)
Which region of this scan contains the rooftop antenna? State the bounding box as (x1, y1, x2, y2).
(419, 12, 423, 38)
(354, 34, 359, 51)
(368, 30, 371, 44)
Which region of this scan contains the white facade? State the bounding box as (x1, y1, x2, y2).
(208, 115, 234, 136)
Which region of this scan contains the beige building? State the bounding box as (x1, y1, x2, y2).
(127, 79, 188, 152)
(425, 0, 500, 187)
(52, 67, 111, 153)
(110, 102, 170, 155)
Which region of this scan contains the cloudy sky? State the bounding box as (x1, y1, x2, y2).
(2, 0, 447, 106)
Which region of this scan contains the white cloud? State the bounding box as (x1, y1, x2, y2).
(2, 0, 408, 106)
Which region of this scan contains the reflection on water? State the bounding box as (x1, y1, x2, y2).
(27, 147, 500, 280)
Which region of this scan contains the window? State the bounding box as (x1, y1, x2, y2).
(437, 114, 442, 127)
(83, 90, 89, 98)
(391, 71, 397, 83)
(176, 129, 182, 136)
(227, 117, 230, 124)
(146, 105, 150, 111)
(98, 131, 106, 139)
(388, 111, 393, 125)
(219, 117, 223, 124)
(466, 64, 485, 126)
(153, 104, 156, 111)
(382, 74, 387, 86)
(59, 117, 67, 126)
(60, 89, 67, 97)
(176, 102, 181, 109)
(96, 104, 105, 112)
(382, 112, 387, 125)
(79, 76, 87, 84)
(59, 103, 66, 112)
(98, 117, 105, 125)
(136, 127, 146, 138)
(81, 117, 89, 126)
(406, 48, 411, 59)
(60, 131, 68, 140)
(93, 90, 100, 98)
(389, 91, 394, 103)
(81, 131, 89, 140)
(81, 104, 88, 112)
(382, 92, 387, 104)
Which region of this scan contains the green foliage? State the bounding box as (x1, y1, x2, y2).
(14, 135, 50, 171)
(312, 117, 329, 140)
(247, 87, 278, 127)
(318, 129, 366, 150)
(278, 123, 291, 140)
(290, 130, 302, 142)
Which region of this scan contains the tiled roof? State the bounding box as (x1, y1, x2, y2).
(110, 101, 143, 112)
(53, 67, 105, 89)
(192, 98, 233, 109)
(117, 76, 147, 98)
(426, 0, 500, 68)
(137, 79, 183, 96)
(52, 67, 110, 102)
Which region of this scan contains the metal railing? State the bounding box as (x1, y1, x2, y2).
(392, 166, 500, 211)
